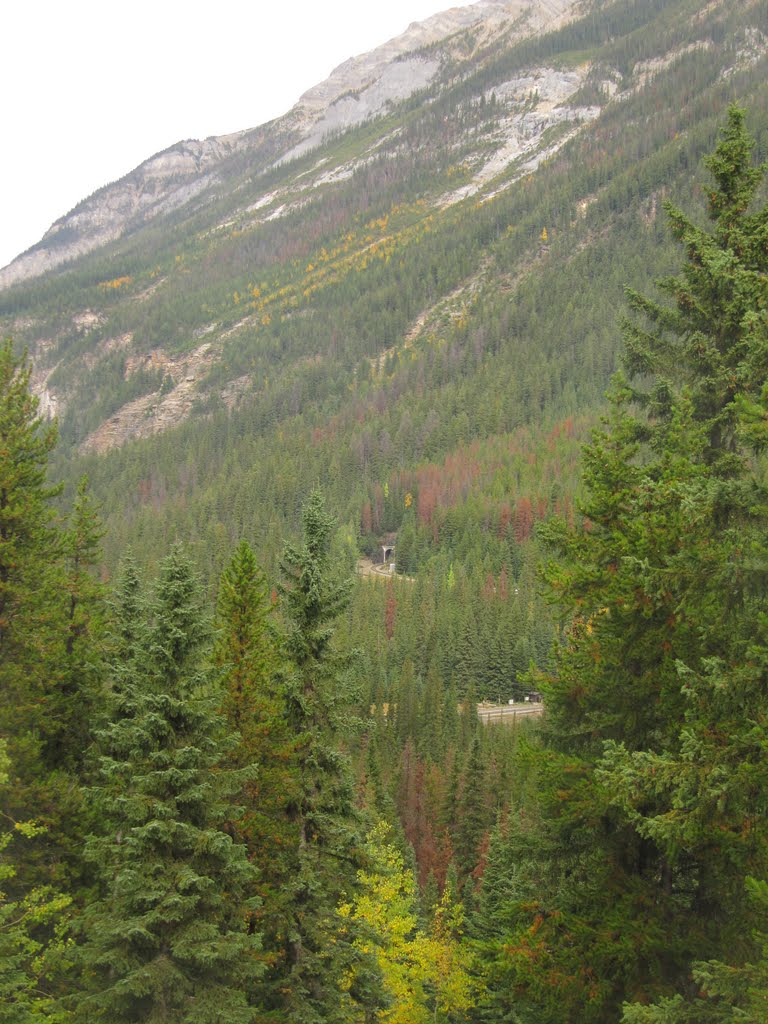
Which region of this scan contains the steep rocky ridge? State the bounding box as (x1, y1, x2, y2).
(0, 0, 579, 291)
(281, 0, 578, 161)
(0, 133, 261, 290)
(2, 0, 766, 486)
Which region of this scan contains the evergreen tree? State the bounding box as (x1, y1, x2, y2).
(277, 492, 384, 1023)
(481, 108, 768, 1023)
(51, 476, 107, 775)
(0, 341, 86, 897)
(458, 681, 478, 748)
(453, 610, 481, 699)
(439, 748, 462, 839)
(62, 478, 105, 659)
(622, 876, 768, 1024)
(471, 812, 514, 943)
(76, 545, 262, 1023)
(622, 105, 768, 472)
(213, 539, 297, 989)
(417, 664, 445, 762)
(440, 679, 460, 754)
(214, 539, 282, 766)
(393, 658, 419, 745)
(0, 739, 73, 1024)
(107, 551, 145, 687)
(453, 737, 487, 886)
(0, 340, 61, 786)
(362, 723, 392, 820)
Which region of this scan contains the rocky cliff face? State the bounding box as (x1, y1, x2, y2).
(4, 0, 761, 463)
(282, 0, 578, 160)
(0, 0, 579, 290)
(0, 133, 266, 290)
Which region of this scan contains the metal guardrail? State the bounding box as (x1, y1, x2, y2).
(477, 703, 544, 724)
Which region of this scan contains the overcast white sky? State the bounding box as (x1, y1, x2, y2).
(1, 1, 479, 272)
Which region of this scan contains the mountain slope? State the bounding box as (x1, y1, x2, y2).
(0, 0, 766, 594)
(0, 0, 579, 291)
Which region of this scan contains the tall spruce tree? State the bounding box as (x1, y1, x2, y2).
(0, 341, 61, 789)
(107, 551, 145, 689)
(276, 491, 384, 1023)
(478, 107, 768, 1023)
(77, 544, 262, 1023)
(51, 476, 107, 776)
(623, 106, 768, 474)
(213, 539, 298, 995)
(0, 341, 91, 899)
(453, 737, 487, 887)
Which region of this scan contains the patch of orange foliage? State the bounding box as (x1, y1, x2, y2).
(98, 276, 132, 290)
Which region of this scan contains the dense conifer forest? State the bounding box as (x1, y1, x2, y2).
(2, 0, 768, 1017)
(2, 104, 768, 1022)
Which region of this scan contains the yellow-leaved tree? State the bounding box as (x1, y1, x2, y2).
(339, 822, 477, 1022)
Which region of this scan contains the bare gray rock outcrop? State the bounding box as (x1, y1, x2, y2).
(0, 0, 579, 291)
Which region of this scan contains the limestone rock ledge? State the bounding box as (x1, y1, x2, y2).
(0, 0, 579, 291)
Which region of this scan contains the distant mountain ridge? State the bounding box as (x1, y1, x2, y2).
(1, 0, 766, 581)
(0, 0, 579, 290)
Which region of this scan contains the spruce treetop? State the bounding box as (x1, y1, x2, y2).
(622, 106, 768, 470)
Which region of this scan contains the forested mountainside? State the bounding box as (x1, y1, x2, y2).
(2, 0, 768, 1021)
(1, 0, 765, 683)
